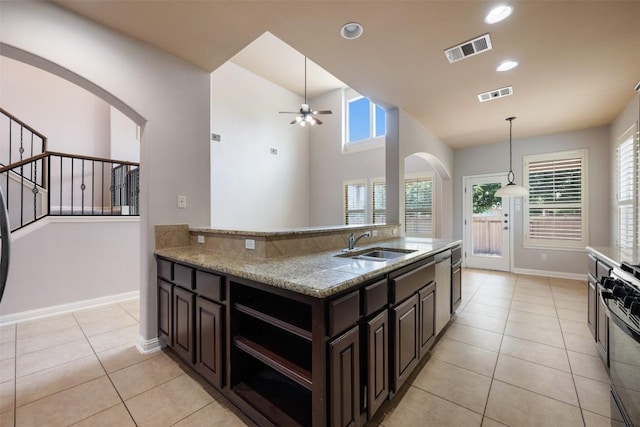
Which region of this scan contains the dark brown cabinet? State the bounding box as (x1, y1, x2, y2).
(418, 283, 436, 359)
(158, 279, 173, 345)
(195, 297, 223, 387)
(329, 325, 361, 427)
(173, 286, 195, 363)
(392, 293, 419, 391)
(366, 309, 388, 419)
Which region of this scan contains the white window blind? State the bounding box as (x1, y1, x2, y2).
(344, 182, 366, 225)
(524, 150, 587, 249)
(405, 174, 433, 236)
(372, 181, 386, 224)
(617, 135, 635, 248)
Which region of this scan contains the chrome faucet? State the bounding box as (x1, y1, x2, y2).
(348, 231, 371, 251)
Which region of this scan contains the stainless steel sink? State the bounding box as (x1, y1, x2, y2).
(337, 247, 416, 261)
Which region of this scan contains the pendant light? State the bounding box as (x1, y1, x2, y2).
(495, 116, 529, 197)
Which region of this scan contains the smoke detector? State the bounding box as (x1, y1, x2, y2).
(444, 34, 492, 63)
(478, 86, 513, 102)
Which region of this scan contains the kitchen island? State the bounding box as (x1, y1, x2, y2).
(155, 224, 462, 427)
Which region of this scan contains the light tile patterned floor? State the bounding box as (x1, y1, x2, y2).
(0, 269, 622, 426)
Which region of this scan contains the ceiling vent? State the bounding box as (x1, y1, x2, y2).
(444, 34, 493, 63)
(478, 86, 513, 102)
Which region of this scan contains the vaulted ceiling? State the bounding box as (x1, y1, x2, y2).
(54, 1, 640, 149)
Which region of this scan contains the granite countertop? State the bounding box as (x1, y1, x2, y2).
(189, 223, 398, 237)
(155, 237, 461, 298)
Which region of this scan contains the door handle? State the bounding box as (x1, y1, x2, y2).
(503, 227, 509, 230)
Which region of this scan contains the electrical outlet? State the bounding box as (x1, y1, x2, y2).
(245, 239, 255, 250)
(541, 253, 547, 261)
(197, 235, 205, 244)
(211, 133, 221, 142)
(392, 227, 397, 235)
(372, 230, 378, 237)
(177, 195, 187, 209)
(270, 148, 278, 155)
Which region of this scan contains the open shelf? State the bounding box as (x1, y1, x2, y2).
(233, 335, 312, 390)
(233, 368, 312, 427)
(232, 285, 312, 338)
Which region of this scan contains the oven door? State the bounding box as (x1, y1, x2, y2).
(607, 301, 640, 426)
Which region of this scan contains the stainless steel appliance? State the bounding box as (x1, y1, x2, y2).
(600, 264, 640, 426)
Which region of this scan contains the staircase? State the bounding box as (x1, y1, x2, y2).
(0, 108, 140, 232)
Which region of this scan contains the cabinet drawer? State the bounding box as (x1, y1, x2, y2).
(328, 290, 360, 337)
(451, 245, 462, 264)
(391, 261, 435, 304)
(174, 263, 195, 290)
(157, 258, 172, 282)
(587, 253, 597, 279)
(196, 270, 224, 302)
(364, 279, 388, 317)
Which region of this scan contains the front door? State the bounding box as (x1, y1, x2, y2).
(463, 174, 511, 271)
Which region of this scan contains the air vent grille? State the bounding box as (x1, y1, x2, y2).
(444, 34, 493, 63)
(478, 86, 513, 102)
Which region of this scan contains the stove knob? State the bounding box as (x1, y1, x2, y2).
(613, 285, 629, 298)
(623, 296, 638, 308)
(631, 302, 640, 316)
(601, 289, 614, 299)
(601, 277, 617, 289)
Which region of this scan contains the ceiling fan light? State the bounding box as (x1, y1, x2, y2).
(485, 5, 513, 24)
(341, 22, 364, 40)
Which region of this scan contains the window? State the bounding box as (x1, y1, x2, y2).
(405, 173, 434, 237)
(372, 179, 386, 224)
(616, 126, 638, 248)
(343, 89, 386, 153)
(524, 149, 588, 249)
(344, 181, 367, 225)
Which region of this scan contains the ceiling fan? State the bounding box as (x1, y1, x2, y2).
(279, 56, 332, 126)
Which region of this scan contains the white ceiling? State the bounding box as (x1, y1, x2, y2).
(54, 1, 640, 149)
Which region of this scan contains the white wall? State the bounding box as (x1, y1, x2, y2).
(0, 56, 110, 158)
(1, 219, 139, 315)
(110, 106, 140, 163)
(454, 126, 611, 275)
(308, 89, 386, 226)
(210, 62, 309, 229)
(1, 1, 211, 342)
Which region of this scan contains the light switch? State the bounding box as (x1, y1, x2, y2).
(197, 235, 205, 244)
(245, 239, 255, 250)
(177, 195, 187, 209)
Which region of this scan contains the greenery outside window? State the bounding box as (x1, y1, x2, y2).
(523, 149, 588, 249)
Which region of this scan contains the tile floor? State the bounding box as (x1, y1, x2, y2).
(0, 269, 622, 426)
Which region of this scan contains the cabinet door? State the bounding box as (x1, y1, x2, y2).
(173, 286, 195, 364)
(418, 286, 435, 359)
(596, 287, 608, 366)
(366, 310, 388, 419)
(329, 325, 360, 427)
(587, 275, 597, 339)
(451, 263, 462, 313)
(195, 297, 223, 388)
(158, 279, 173, 346)
(392, 294, 419, 392)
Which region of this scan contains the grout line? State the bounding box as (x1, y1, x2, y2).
(13, 324, 16, 427)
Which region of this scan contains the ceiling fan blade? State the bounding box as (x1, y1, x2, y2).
(313, 110, 332, 115)
(279, 111, 299, 114)
(290, 119, 298, 124)
(315, 118, 323, 125)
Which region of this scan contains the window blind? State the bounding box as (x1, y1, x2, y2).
(372, 181, 386, 224)
(405, 176, 433, 235)
(344, 182, 366, 224)
(524, 150, 587, 248)
(617, 136, 635, 248)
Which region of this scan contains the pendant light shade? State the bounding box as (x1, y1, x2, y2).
(495, 117, 529, 198)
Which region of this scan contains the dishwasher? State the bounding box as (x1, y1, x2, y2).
(434, 250, 452, 335)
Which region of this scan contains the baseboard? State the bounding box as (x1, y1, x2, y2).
(136, 335, 164, 354)
(512, 267, 587, 282)
(0, 290, 140, 326)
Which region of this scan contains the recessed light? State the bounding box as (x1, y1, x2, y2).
(485, 4, 513, 24)
(497, 60, 519, 72)
(341, 22, 364, 40)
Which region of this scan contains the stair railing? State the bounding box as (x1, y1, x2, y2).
(1, 108, 47, 169)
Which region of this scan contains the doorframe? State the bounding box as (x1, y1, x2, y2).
(462, 172, 514, 272)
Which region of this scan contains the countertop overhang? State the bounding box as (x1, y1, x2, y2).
(156, 237, 461, 298)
